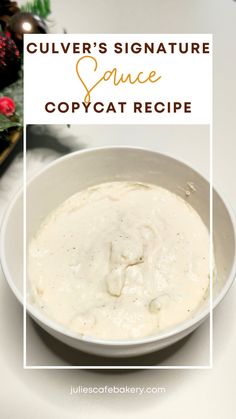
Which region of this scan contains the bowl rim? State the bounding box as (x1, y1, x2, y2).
(1, 145, 236, 347)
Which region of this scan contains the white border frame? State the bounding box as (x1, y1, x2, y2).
(23, 37, 213, 370)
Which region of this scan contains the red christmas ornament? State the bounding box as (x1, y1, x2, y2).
(0, 96, 16, 117)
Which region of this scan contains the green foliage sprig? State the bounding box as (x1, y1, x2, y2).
(0, 114, 20, 132)
(21, 0, 51, 19)
(0, 71, 23, 133)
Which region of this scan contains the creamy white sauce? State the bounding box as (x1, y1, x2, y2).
(28, 182, 210, 340)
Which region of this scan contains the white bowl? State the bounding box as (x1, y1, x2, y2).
(1, 147, 236, 358)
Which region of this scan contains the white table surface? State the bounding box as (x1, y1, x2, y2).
(1, 0, 236, 417)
